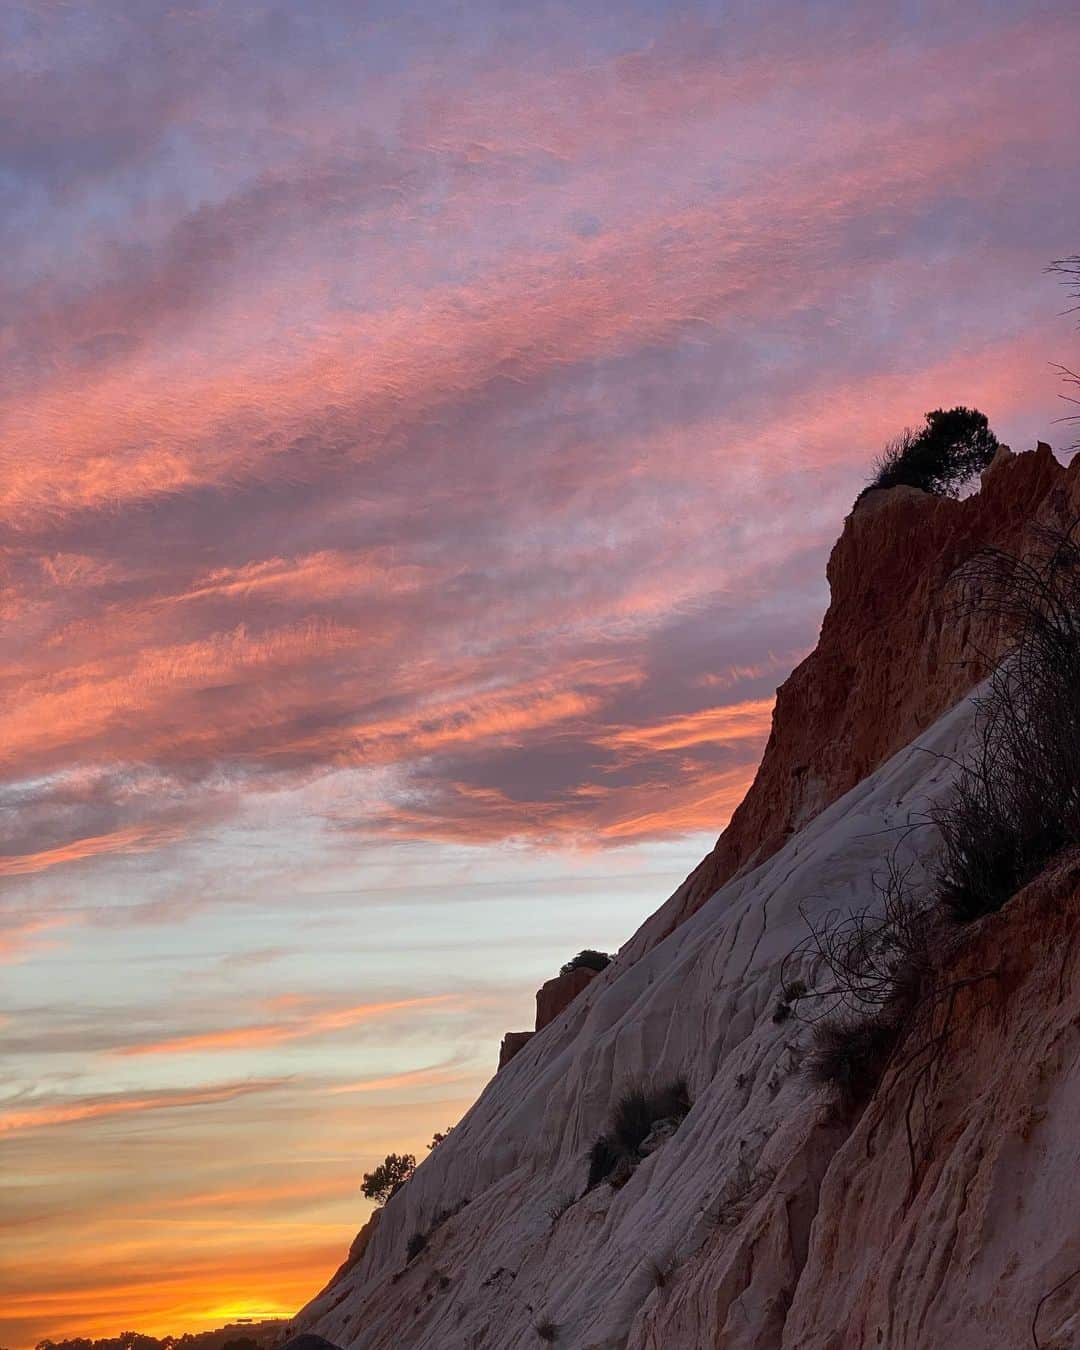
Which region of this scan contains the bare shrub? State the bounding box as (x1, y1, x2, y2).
(788, 858, 937, 1025)
(936, 525, 1080, 920)
(1049, 256, 1080, 452)
(787, 856, 942, 1112)
(786, 525, 1080, 1141)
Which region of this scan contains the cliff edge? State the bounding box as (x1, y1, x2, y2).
(632, 441, 1067, 954)
(293, 445, 1080, 1350)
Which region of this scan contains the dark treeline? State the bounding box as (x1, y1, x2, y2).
(35, 1322, 287, 1350)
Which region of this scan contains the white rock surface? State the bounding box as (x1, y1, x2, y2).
(297, 694, 978, 1349)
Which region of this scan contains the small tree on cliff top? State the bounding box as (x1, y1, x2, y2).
(864, 406, 999, 499)
(560, 949, 611, 976)
(361, 1151, 415, 1203)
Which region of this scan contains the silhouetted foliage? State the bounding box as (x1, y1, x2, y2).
(559, 949, 611, 977)
(862, 406, 998, 499)
(361, 1151, 416, 1203)
(34, 1327, 284, 1350)
(610, 1079, 690, 1154)
(405, 1230, 427, 1262)
(587, 1078, 691, 1186)
(427, 1126, 453, 1150)
(806, 1012, 906, 1115)
(935, 525, 1080, 920)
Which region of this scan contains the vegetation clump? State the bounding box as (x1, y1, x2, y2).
(861, 406, 998, 500)
(361, 1151, 416, 1203)
(806, 1011, 909, 1115)
(560, 949, 611, 976)
(587, 1078, 691, 1187)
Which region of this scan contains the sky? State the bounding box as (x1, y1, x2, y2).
(1, 0, 1078, 1344)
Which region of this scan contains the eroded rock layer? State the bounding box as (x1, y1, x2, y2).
(664, 443, 1067, 938)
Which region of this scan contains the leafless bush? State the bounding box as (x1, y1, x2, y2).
(785, 525, 1080, 1143)
(936, 525, 1080, 920)
(786, 857, 938, 1024)
(1049, 256, 1080, 452)
(784, 854, 948, 1113)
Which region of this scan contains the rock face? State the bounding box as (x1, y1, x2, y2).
(325, 1208, 382, 1291)
(536, 966, 600, 1031)
(654, 442, 1065, 942)
(496, 966, 600, 1070)
(497, 1030, 533, 1069)
(782, 851, 1080, 1350)
(296, 446, 1080, 1349)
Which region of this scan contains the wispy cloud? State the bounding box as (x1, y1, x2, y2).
(2, 0, 1078, 1343)
(0, 1079, 288, 1137)
(109, 995, 461, 1058)
(0, 824, 186, 877)
(599, 699, 775, 757)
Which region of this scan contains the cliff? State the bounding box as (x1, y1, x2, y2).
(294, 445, 1080, 1349)
(624, 441, 1067, 958)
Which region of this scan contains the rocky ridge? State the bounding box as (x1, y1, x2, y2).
(295, 445, 1080, 1349)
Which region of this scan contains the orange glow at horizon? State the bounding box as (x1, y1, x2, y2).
(3, 1, 1078, 1347)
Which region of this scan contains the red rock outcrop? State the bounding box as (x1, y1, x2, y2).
(497, 1029, 533, 1068)
(535, 965, 599, 1031)
(783, 850, 1080, 1348)
(665, 444, 1070, 931)
(496, 966, 600, 1068)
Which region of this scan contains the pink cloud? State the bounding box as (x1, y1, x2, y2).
(108, 994, 461, 1057)
(0, 1079, 287, 1137)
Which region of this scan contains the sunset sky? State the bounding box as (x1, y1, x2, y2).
(2, 1, 1079, 1344)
